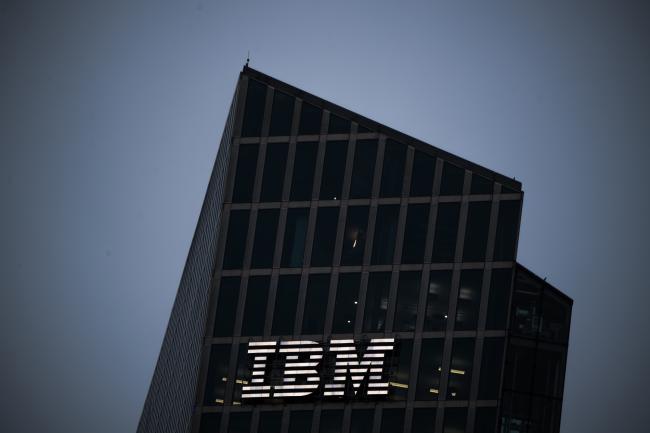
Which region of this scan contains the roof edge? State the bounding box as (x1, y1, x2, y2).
(516, 262, 573, 304)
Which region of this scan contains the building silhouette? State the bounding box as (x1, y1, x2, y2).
(137, 66, 572, 433)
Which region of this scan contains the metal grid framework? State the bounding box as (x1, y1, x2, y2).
(185, 69, 539, 433)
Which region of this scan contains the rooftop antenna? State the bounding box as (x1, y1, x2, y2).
(246, 50, 250, 67)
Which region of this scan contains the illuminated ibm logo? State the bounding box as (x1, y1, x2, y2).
(242, 338, 395, 399)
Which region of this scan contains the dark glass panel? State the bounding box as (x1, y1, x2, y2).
(410, 150, 435, 196)
(319, 409, 343, 433)
(380, 408, 404, 433)
(328, 113, 351, 134)
(289, 411, 313, 433)
(474, 407, 497, 433)
(447, 338, 474, 400)
(233, 344, 252, 402)
(479, 338, 505, 400)
(431, 203, 460, 262)
(471, 174, 493, 195)
(363, 272, 391, 332)
(341, 206, 369, 266)
(241, 276, 269, 336)
(199, 413, 221, 433)
(241, 79, 266, 137)
(402, 203, 429, 264)
(228, 412, 252, 433)
(258, 411, 282, 433)
(260, 142, 289, 202)
(455, 270, 483, 331)
(442, 408, 467, 433)
(281, 208, 310, 267)
(223, 210, 250, 270)
(357, 124, 372, 133)
(533, 344, 567, 398)
(302, 274, 330, 334)
(424, 271, 452, 331)
(394, 272, 421, 331)
(411, 408, 436, 433)
(251, 209, 280, 268)
(379, 139, 407, 197)
(350, 409, 374, 433)
(439, 162, 465, 196)
(529, 396, 563, 433)
(232, 143, 259, 203)
(299, 102, 322, 135)
(493, 200, 520, 261)
(415, 338, 444, 400)
(539, 290, 572, 344)
(463, 201, 491, 262)
(269, 90, 294, 136)
(500, 391, 531, 433)
(320, 140, 348, 200)
(311, 207, 339, 266)
(511, 271, 542, 338)
(503, 340, 535, 393)
(214, 277, 240, 336)
(501, 184, 518, 194)
(290, 141, 318, 201)
(486, 268, 513, 330)
(388, 339, 412, 401)
(332, 273, 360, 333)
(371, 205, 399, 265)
(272, 275, 301, 335)
(349, 139, 377, 198)
(203, 344, 231, 405)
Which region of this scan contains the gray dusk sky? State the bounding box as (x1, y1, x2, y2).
(1, 1, 649, 432)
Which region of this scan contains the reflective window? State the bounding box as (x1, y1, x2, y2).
(281, 208, 310, 267)
(260, 142, 288, 202)
(388, 339, 412, 401)
(341, 206, 369, 266)
(503, 340, 535, 393)
(493, 200, 520, 261)
(431, 203, 460, 262)
(272, 275, 300, 335)
(424, 271, 452, 331)
(463, 201, 491, 262)
(251, 209, 280, 268)
(447, 338, 474, 399)
(258, 411, 282, 433)
(299, 102, 322, 135)
(455, 270, 483, 331)
(319, 409, 343, 433)
(411, 408, 436, 433)
(228, 412, 251, 433)
(471, 174, 493, 194)
(442, 408, 467, 433)
(416, 338, 444, 399)
(486, 268, 513, 330)
(332, 273, 360, 334)
(223, 210, 250, 270)
(269, 90, 294, 136)
(214, 277, 240, 336)
(540, 290, 572, 344)
(474, 407, 497, 433)
(290, 141, 318, 201)
(534, 344, 567, 398)
(380, 408, 404, 433)
(394, 272, 421, 332)
(241, 276, 269, 336)
(357, 124, 372, 133)
(311, 207, 339, 266)
(371, 205, 400, 265)
(350, 409, 374, 433)
(232, 344, 251, 402)
(199, 413, 221, 433)
(320, 140, 348, 200)
(241, 79, 266, 137)
(363, 272, 391, 332)
(203, 344, 231, 405)
(379, 140, 407, 197)
(402, 203, 429, 264)
(289, 411, 313, 433)
(232, 143, 259, 203)
(328, 113, 350, 134)
(479, 338, 505, 400)
(439, 162, 465, 196)
(302, 274, 330, 334)
(410, 150, 435, 196)
(349, 139, 377, 198)
(510, 271, 542, 338)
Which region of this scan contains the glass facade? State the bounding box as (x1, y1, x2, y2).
(139, 68, 571, 433)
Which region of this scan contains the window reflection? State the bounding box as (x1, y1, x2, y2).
(203, 344, 231, 405)
(388, 339, 412, 401)
(332, 273, 360, 334)
(424, 271, 452, 331)
(371, 205, 399, 265)
(363, 272, 391, 332)
(455, 270, 482, 331)
(416, 338, 444, 400)
(341, 206, 369, 266)
(393, 272, 421, 332)
(447, 338, 474, 400)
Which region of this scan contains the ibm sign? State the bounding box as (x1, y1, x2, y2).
(242, 338, 396, 400)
